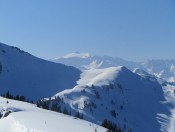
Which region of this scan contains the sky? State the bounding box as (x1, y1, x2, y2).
(0, 0, 175, 61)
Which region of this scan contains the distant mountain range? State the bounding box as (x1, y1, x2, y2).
(51, 52, 175, 82)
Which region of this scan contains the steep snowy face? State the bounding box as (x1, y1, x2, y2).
(46, 66, 170, 132)
(0, 43, 81, 101)
(0, 97, 107, 132)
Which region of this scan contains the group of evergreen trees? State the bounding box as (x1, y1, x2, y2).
(102, 119, 121, 132)
(36, 98, 83, 119)
(1, 91, 132, 132)
(102, 119, 132, 132)
(1, 91, 33, 103)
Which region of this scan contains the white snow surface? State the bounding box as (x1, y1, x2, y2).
(0, 96, 107, 132)
(1, 45, 175, 132)
(58, 52, 90, 59)
(47, 66, 174, 132)
(77, 67, 122, 87)
(52, 52, 175, 82)
(0, 43, 81, 100)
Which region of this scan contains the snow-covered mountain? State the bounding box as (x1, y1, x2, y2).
(1, 44, 175, 132)
(51, 52, 175, 82)
(44, 66, 174, 132)
(0, 43, 81, 100)
(51, 52, 139, 70)
(0, 96, 107, 132)
(141, 59, 175, 82)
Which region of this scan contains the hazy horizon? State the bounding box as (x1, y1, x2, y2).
(0, 0, 175, 61)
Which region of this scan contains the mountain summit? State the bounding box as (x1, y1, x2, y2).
(45, 66, 171, 132)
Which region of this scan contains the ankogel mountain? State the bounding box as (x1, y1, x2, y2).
(52, 52, 175, 82)
(0, 43, 81, 100)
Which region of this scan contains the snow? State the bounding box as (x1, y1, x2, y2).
(52, 52, 175, 82)
(133, 68, 154, 77)
(83, 61, 103, 69)
(0, 43, 81, 101)
(51, 53, 139, 71)
(46, 66, 174, 132)
(169, 77, 175, 82)
(0, 96, 107, 132)
(59, 52, 90, 59)
(159, 83, 175, 132)
(1, 45, 175, 132)
(170, 64, 175, 73)
(77, 67, 123, 87)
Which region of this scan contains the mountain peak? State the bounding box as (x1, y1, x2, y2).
(62, 52, 91, 59)
(77, 66, 132, 87)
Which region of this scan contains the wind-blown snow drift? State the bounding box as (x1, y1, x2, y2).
(0, 96, 107, 132)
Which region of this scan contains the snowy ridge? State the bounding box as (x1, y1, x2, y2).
(77, 67, 123, 87)
(45, 66, 172, 132)
(0, 96, 107, 132)
(0, 43, 81, 100)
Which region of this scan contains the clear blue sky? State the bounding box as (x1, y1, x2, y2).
(0, 0, 175, 61)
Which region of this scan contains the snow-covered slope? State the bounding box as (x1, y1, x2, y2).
(0, 96, 107, 132)
(0, 43, 81, 100)
(45, 66, 172, 132)
(134, 68, 175, 132)
(51, 52, 175, 82)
